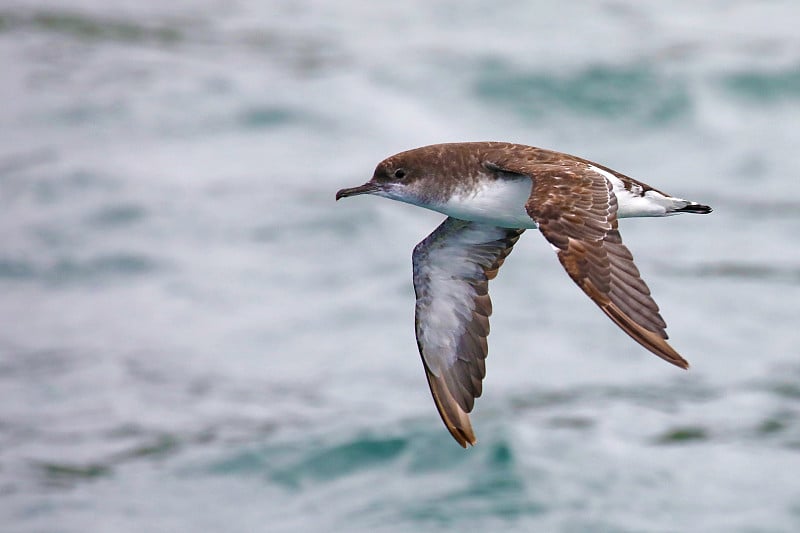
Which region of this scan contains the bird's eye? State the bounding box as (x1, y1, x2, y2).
(393, 168, 407, 179)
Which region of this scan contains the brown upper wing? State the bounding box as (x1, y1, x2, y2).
(487, 157, 688, 369)
(412, 218, 524, 447)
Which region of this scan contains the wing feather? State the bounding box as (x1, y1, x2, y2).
(483, 155, 688, 369)
(412, 218, 523, 447)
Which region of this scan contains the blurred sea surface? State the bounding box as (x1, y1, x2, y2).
(1, 1, 800, 531)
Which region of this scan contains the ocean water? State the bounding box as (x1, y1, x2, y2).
(1, 1, 799, 531)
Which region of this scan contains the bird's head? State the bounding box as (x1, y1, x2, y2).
(336, 150, 434, 205)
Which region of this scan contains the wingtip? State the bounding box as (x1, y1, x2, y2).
(601, 302, 691, 370)
(453, 429, 476, 449)
(671, 357, 690, 370)
(423, 366, 478, 448)
(661, 343, 690, 370)
(446, 422, 477, 449)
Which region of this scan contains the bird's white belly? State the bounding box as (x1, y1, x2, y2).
(431, 178, 538, 229)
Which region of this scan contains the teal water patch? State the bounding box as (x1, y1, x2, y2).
(201, 426, 547, 527)
(403, 437, 545, 526)
(272, 435, 406, 486)
(405, 429, 473, 473)
(207, 447, 275, 477)
(723, 65, 800, 103)
(474, 61, 691, 124)
(208, 434, 408, 489)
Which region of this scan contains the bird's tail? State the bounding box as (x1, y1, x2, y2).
(672, 201, 712, 214)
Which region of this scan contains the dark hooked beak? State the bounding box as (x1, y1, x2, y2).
(335, 182, 379, 201)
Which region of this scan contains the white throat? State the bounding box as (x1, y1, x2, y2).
(428, 177, 537, 229)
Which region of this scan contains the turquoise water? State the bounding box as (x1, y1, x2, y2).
(1, 2, 800, 531)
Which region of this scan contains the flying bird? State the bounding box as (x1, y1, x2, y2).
(336, 142, 711, 447)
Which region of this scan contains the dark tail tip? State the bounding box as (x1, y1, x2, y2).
(675, 203, 712, 214)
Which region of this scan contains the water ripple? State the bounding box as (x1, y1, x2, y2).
(0, 9, 182, 44)
(474, 60, 691, 124)
(723, 64, 800, 103)
(662, 262, 800, 284)
(0, 253, 159, 284)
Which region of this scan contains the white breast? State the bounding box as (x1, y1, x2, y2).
(431, 178, 538, 229)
